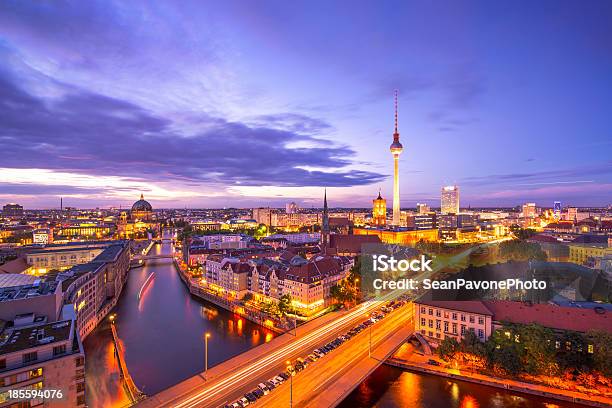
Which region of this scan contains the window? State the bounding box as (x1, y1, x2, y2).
(452, 323, 457, 334)
(420, 307, 426, 313)
(460, 325, 466, 335)
(478, 329, 484, 339)
(469, 315, 475, 323)
(478, 317, 484, 325)
(53, 345, 67, 356)
(76, 382, 85, 393)
(420, 318, 426, 326)
(435, 310, 441, 317)
(452, 313, 457, 320)
(428, 308, 433, 316)
(444, 322, 449, 333)
(23, 352, 37, 363)
(30, 368, 42, 378)
(460, 314, 466, 322)
(588, 344, 594, 354)
(435, 320, 441, 330)
(428, 319, 433, 328)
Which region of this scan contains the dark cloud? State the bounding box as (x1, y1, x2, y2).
(0, 64, 385, 188)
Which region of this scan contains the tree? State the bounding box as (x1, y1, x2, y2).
(485, 325, 525, 376)
(499, 240, 547, 262)
(329, 282, 356, 307)
(278, 294, 293, 315)
(518, 323, 558, 375)
(586, 330, 612, 377)
(512, 227, 538, 241)
(438, 337, 459, 361)
(460, 329, 486, 358)
(557, 331, 589, 371)
(489, 344, 522, 376)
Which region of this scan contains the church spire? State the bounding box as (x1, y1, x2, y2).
(321, 188, 329, 253)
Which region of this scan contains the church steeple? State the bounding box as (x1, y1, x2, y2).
(321, 189, 329, 252)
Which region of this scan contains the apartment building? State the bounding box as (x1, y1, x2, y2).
(0, 315, 86, 407)
(413, 299, 493, 346)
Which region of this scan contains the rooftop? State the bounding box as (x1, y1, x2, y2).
(484, 300, 611, 334)
(0, 280, 59, 302)
(0, 319, 73, 355)
(415, 298, 494, 316)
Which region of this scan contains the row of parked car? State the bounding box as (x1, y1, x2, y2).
(224, 298, 408, 407)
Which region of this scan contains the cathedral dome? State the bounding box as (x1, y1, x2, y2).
(131, 194, 153, 212)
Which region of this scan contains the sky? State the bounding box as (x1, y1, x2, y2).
(0, 0, 611, 209)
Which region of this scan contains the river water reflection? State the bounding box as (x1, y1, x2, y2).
(339, 365, 590, 408)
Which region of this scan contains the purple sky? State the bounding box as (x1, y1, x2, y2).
(0, 1, 611, 209)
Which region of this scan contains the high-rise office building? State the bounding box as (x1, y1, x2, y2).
(553, 201, 562, 219)
(286, 202, 299, 214)
(416, 203, 430, 214)
(2, 203, 24, 218)
(389, 91, 403, 226)
(441, 186, 460, 214)
(251, 208, 274, 226)
(522, 203, 537, 218)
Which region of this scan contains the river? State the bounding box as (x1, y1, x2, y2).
(84, 235, 276, 407)
(339, 365, 589, 408)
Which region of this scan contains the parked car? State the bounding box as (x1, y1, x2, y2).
(239, 397, 250, 406)
(279, 372, 289, 380)
(244, 393, 257, 403)
(427, 359, 441, 366)
(252, 388, 264, 398)
(265, 380, 275, 390)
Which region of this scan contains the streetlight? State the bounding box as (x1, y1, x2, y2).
(286, 360, 293, 408)
(204, 333, 211, 379)
(354, 278, 359, 307)
(109, 314, 116, 324)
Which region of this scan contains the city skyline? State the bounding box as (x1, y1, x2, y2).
(1, 1, 612, 208)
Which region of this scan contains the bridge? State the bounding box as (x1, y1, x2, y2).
(137, 293, 415, 408)
(132, 253, 174, 261)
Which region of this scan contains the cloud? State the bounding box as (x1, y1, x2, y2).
(0, 58, 385, 191)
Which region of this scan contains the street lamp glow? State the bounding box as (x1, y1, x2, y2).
(204, 332, 211, 380)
